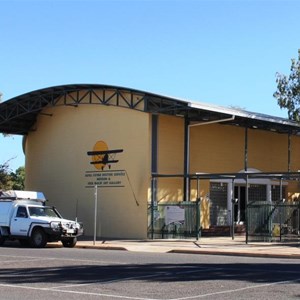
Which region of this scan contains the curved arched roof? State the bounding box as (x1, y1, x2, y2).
(0, 83, 299, 135)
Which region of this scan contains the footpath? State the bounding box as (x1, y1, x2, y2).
(75, 236, 300, 259)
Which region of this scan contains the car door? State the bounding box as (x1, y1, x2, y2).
(10, 206, 32, 236)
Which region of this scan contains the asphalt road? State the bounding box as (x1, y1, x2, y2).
(0, 244, 299, 300)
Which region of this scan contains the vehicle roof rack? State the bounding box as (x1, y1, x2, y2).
(0, 190, 46, 202)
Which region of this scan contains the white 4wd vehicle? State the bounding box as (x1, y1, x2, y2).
(0, 190, 83, 248)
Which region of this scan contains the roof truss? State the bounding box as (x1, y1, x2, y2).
(1, 84, 300, 135)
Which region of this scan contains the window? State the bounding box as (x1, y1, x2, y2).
(16, 206, 28, 218)
(210, 182, 228, 226)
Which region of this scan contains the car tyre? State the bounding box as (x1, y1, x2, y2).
(62, 237, 77, 248)
(30, 228, 47, 248)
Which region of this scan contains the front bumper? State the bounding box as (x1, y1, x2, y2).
(47, 221, 84, 238)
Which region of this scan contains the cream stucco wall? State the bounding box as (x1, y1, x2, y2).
(25, 104, 150, 239)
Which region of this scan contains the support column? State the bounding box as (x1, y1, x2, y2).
(244, 127, 249, 244)
(288, 133, 291, 172)
(231, 179, 235, 240)
(184, 117, 190, 202)
(151, 115, 158, 175)
(151, 115, 158, 239)
(245, 174, 249, 244)
(227, 181, 233, 225)
(244, 127, 248, 171)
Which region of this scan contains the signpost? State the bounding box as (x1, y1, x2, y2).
(93, 185, 98, 245)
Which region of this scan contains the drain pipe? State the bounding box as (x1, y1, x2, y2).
(184, 115, 236, 202)
(188, 115, 236, 127)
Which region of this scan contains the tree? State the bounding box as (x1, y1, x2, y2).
(0, 162, 12, 190)
(10, 166, 25, 190)
(274, 49, 300, 122)
(0, 162, 25, 190)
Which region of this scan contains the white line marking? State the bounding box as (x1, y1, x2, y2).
(0, 275, 299, 300)
(169, 278, 300, 300)
(0, 254, 127, 265)
(0, 278, 299, 300)
(0, 258, 48, 263)
(0, 283, 158, 300)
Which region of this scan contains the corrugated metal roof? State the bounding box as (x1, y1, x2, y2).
(189, 101, 299, 128)
(0, 84, 299, 135)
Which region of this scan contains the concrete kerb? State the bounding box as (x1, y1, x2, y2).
(167, 248, 300, 259)
(74, 237, 300, 259)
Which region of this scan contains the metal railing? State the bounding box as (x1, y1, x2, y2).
(148, 201, 201, 239)
(247, 201, 300, 242)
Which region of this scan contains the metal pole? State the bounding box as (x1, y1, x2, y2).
(151, 177, 155, 240)
(75, 198, 79, 223)
(245, 175, 249, 244)
(151, 114, 158, 239)
(244, 127, 248, 172)
(279, 178, 283, 242)
(196, 176, 201, 240)
(297, 204, 300, 236)
(184, 117, 190, 202)
(196, 176, 200, 200)
(288, 133, 291, 172)
(231, 179, 235, 240)
(93, 185, 98, 245)
(196, 198, 200, 241)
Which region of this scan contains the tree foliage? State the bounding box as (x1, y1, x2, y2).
(10, 166, 25, 190)
(0, 162, 10, 190)
(274, 49, 300, 122)
(0, 162, 25, 191)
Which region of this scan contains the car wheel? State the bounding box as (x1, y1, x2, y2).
(30, 228, 47, 248)
(62, 237, 77, 248)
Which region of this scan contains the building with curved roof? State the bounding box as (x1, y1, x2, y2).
(1, 84, 300, 239)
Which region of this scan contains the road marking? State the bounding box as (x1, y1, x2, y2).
(170, 278, 300, 300)
(0, 254, 127, 265)
(0, 258, 47, 263)
(1, 278, 300, 300)
(0, 275, 299, 300)
(0, 283, 158, 300)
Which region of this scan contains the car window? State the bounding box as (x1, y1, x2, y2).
(16, 206, 28, 218)
(29, 206, 60, 218)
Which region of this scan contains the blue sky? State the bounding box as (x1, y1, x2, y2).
(1, 0, 300, 171)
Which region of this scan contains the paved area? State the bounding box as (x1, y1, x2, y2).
(2, 246, 299, 300)
(75, 236, 300, 259)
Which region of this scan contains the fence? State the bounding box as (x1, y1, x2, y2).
(148, 201, 200, 239)
(247, 201, 300, 242)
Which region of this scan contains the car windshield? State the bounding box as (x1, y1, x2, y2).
(28, 206, 60, 218)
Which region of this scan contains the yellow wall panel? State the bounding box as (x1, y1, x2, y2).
(158, 115, 184, 173)
(248, 129, 288, 171)
(190, 123, 245, 173)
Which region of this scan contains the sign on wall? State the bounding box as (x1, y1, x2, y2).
(85, 170, 126, 188)
(164, 206, 185, 225)
(85, 140, 125, 188)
